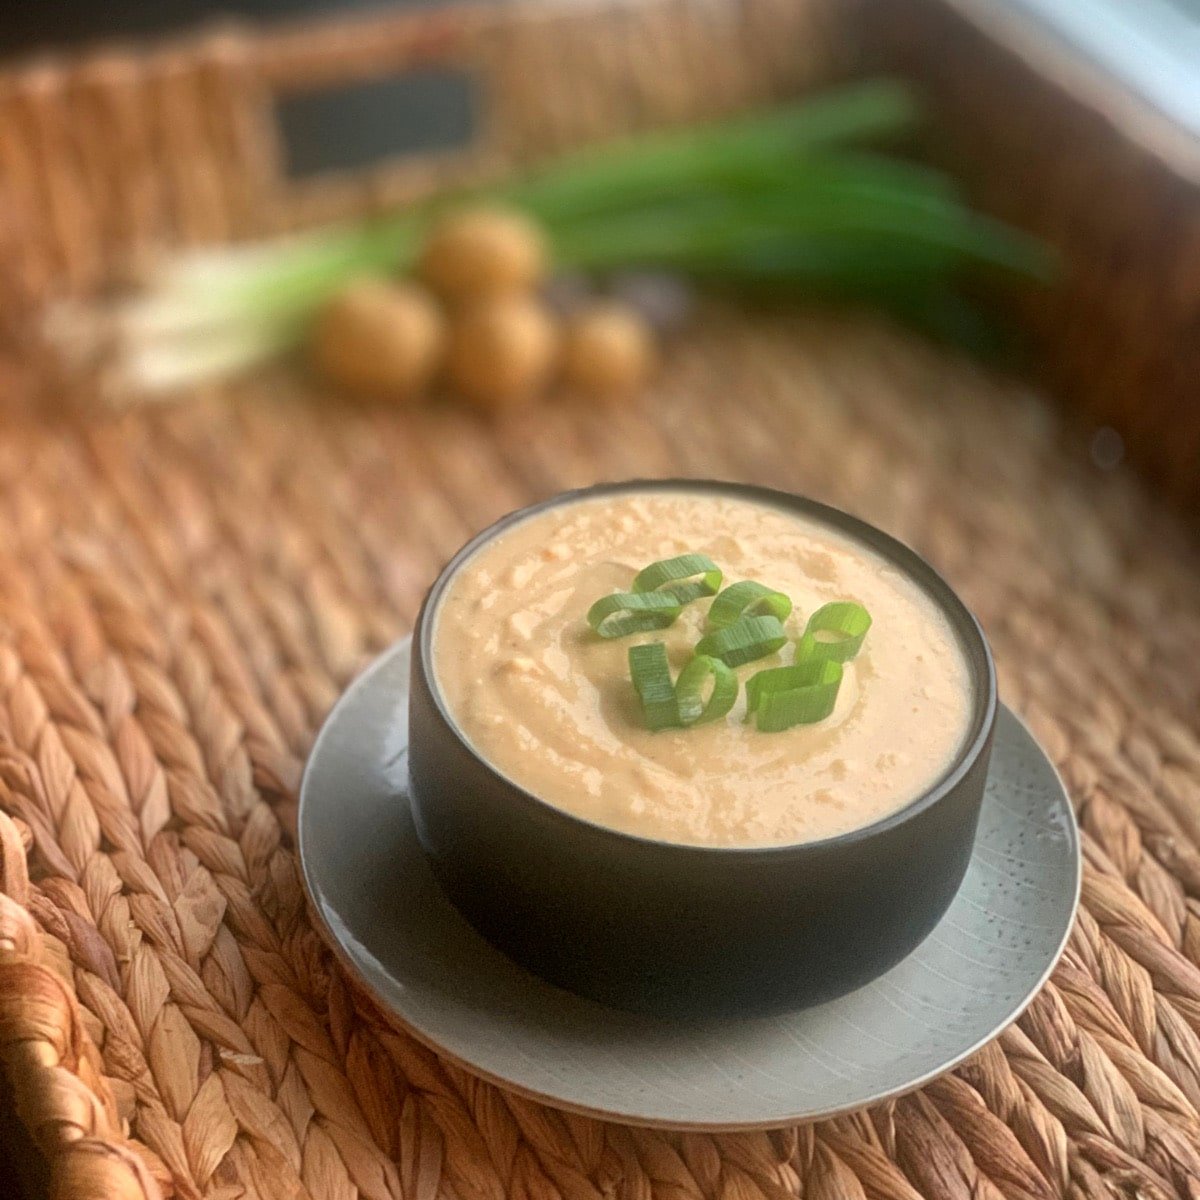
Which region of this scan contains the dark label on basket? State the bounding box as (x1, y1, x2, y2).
(277, 68, 477, 178)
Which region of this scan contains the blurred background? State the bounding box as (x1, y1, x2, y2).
(6, 0, 1200, 135)
(1, 0, 1196, 508)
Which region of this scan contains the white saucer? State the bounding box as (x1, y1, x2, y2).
(299, 637, 1080, 1129)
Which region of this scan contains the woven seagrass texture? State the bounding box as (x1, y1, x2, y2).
(0, 305, 1198, 1199)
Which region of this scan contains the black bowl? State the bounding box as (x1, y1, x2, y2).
(407, 480, 996, 1018)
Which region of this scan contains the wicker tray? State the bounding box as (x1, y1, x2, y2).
(0, 3, 1198, 1199)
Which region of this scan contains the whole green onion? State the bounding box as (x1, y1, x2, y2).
(59, 79, 1049, 399)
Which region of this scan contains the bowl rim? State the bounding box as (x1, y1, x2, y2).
(413, 478, 998, 858)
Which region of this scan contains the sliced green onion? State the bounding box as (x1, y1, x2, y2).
(694, 614, 788, 667)
(706, 580, 793, 629)
(675, 655, 738, 725)
(587, 591, 682, 638)
(745, 657, 830, 712)
(801, 601, 872, 662)
(746, 658, 843, 732)
(628, 643, 682, 730)
(631, 553, 723, 604)
(793, 631, 819, 664)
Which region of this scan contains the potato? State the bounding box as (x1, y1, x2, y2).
(560, 301, 655, 399)
(310, 279, 444, 401)
(446, 295, 557, 412)
(419, 207, 547, 304)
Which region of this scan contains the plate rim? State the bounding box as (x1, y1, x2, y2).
(299, 636, 1082, 1131)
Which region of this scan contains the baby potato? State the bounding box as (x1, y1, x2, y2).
(560, 301, 655, 399)
(310, 278, 444, 402)
(419, 207, 547, 304)
(446, 295, 558, 412)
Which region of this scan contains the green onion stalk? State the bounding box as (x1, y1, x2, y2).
(44, 80, 1050, 400)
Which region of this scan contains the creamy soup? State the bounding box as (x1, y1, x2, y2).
(432, 491, 972, 847)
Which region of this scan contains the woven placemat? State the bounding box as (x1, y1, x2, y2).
(0, 307, 1198, 1200)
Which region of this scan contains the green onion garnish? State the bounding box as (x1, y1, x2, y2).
(746, 658, 844, 732)
(706, 580, 793, 629)
(694, 614, 788, 667)
(632, 553, 723, 604)
(588, 592, 682, 638)
(801, 601, 872, 662)
(675, 655, 738, 725)
(628, 643, 682, 730)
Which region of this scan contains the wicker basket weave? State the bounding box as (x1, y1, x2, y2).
(0, 0, 845, 298)
(0, 3, 1198, 1200)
